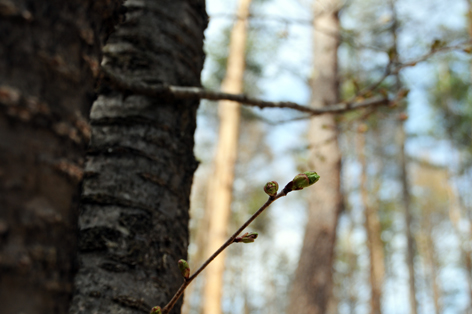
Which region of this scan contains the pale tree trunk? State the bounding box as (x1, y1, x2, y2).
(346, 224, 358, 314)
(357, 130, 385, 314)
(398, 117, 418, 314)
(0, 2, 121, 314)
(202, 0, 252, 313)
(288, 0, 342, 313)
(418, 216, 441, 314)
(448, 177, 472, 312)
(390, 1, 418, 312)
(69, 1, 207, 314)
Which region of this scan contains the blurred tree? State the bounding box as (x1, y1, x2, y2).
(357, 126, 385, 314)
(413, 161, 449, 314)
(427, 1, 472, 309)
(68, 1, 207, 314)
(203, 1, 253, 314)
(288, 0, 343, 312)
(387, 2, 419, 313)
(0, 1, 121, 313)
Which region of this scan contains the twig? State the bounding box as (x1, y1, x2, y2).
(157, 178, 310, 314)
(102, 66, 390, 117)
(398, 41, 472, 69)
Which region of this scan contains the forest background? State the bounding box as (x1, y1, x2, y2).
(1, 0, 472, 314)
(186, 0, 472, 314)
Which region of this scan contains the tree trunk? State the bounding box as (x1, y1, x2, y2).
(357, 130, 385, 314)
(390, 1, 418, 312)
(420, 216, 441, 314)
(447, 176, 472, 311)
(69, 1, 207, 314)
(398, 122, 418, 314)
(288, 1, 342, 313)
(0, 1, 121, 314)
(203, 1, 251, 313)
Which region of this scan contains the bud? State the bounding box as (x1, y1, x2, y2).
(150, 306, 162, 314)
(463, 46, 472, 54)
(398, 112, 408, 121)
(234, 232, 258, 243)
(304, 171, 321, 185)
(292, 173, 309, 190)
(397, 88, 410, 99)
(264, 181, 279, 197)
(357, 123, 368, 133)
(178, 259, 190, 279)
(292, 171, 320, 190)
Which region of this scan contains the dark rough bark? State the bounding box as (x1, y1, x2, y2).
(69, 1, 207, 314)
(0, 1, 121, 314)
(288, 1, 342, 313)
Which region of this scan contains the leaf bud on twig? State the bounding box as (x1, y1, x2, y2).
(150, 306, 162, 314)
(264, 181, 279, 197)
(292, 171, 320, 190)
(178, 259, 190, 279)
(234, 232, 258, 243)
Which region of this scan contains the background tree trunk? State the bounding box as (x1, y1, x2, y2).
(69, 1, 207, 314)
(398, 122, 418, 314)
(357, 130, 385, 314)
(288, 0, 342, 313)
(390, 1, 418, 312)
(0, 1, 121, 313)
(418, 215, 441, 314)
(203, 1, 252, 313)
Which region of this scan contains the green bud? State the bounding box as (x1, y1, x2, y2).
(304, 171, 320, 185)
(292, 171, 320, 190)
(178, 259, 190, 279)
(292, 173, 309, 190)
(150, 306, 162, 314)
(234, 232, 258, 243)
(264, 181, 279, 197)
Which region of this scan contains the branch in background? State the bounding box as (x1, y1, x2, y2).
(102, 66, 390, 116)
(210, 13, 313, 26)
(211, 13, 387, 53)
(150, 172, 321, 314)
(102, 42, 470, 126)
(347, 42, 471, 102)
(398, 41, 472, 68)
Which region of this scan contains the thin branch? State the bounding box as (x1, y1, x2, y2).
(102, 66, 390, 117)
(102, 42, 470, 127)
(159, 183, 295, 314)
(210, 13, 313, 26)
(398, 41, 472, 68)
(210, 13, 387, 52)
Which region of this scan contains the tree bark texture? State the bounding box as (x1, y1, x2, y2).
(203, 1, 251, 313)
(0, 1, 121, 314)
(357, 131, 385, 314)
(288, 1, 342, 313)
(69, 1, 207, 314)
